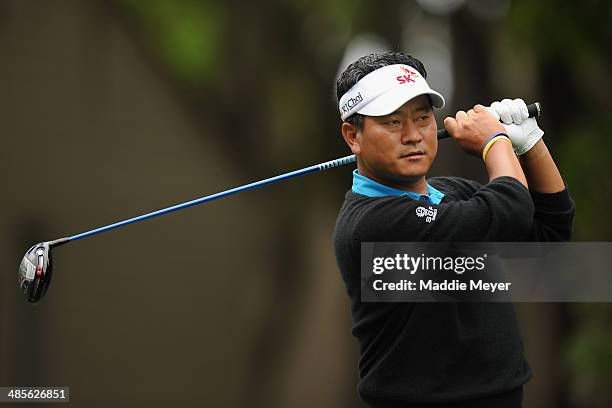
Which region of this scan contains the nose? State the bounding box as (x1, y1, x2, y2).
(400, 123, 422, 145)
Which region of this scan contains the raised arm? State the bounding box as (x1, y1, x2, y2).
(489, 99, 575, 241)
(518, 139, 565, 193)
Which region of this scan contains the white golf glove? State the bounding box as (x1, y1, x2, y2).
(487, 98, 544, 155)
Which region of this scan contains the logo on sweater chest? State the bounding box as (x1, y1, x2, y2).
(416, 206, 437, 223)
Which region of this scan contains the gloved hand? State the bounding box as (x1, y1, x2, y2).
(487, 98, 544, 155)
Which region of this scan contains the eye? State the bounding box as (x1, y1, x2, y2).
(386, 119, 401, 125)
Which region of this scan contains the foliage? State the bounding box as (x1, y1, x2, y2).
(121, 0, 225, 84)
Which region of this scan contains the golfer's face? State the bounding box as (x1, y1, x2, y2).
(359, 95, 437, 184)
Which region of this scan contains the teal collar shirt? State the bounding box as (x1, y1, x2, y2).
(351, 170, 445, 205)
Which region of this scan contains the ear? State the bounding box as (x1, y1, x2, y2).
(341, 122, 362, 155)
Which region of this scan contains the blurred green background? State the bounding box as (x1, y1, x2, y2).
(0, 0, 610, 407)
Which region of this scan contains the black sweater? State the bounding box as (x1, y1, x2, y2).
(333, 176, 575, 405)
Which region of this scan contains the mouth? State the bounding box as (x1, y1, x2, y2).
(401, 150, 426, 160)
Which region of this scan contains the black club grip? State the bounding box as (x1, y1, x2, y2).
(437, 102, 541, 140)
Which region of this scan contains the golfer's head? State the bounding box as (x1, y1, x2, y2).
(336, 52, 445, 185)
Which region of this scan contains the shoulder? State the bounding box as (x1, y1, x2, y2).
(335, 190, 416, 227)
(335, 190, 426, 242)
(334, 190, 404, 255)
(337, 190, 413, 223)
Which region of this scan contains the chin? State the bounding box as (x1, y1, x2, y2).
(396, 164, 429, 179)
(389, 170, 425, 184)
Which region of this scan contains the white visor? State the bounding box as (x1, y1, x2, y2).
(338, 64, 445, 121)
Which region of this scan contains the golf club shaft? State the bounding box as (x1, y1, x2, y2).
(53, 101, 541, 246)
(59, 155, 357, 244)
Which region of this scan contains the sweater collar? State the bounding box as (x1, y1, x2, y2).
(352, 169, 444, 205)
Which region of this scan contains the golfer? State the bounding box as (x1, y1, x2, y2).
(333, 52, 575, 407)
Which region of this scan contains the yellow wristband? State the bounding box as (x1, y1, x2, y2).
(482, 134, 512, 162)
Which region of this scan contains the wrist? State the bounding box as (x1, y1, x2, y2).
(484, 138, 528, 188)
(518, 139, 547, 162)
(482, 132, 512, 162)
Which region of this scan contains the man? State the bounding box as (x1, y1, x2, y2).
(333, 52, 575, 407)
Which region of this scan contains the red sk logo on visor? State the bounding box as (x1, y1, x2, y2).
(396, 66, 419, 85)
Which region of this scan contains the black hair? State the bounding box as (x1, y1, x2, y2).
(336, 51, 428, 130)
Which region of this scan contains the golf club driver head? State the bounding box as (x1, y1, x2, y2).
(18, 241, 54, 304)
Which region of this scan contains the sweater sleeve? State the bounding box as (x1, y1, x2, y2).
(525, 188, 576, 241)
(353, 176, 535, 242)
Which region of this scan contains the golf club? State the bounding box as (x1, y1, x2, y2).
(18, 102, 542, 303)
